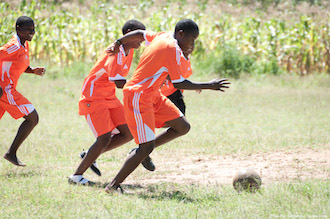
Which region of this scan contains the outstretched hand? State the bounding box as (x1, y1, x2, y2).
(33, 67, 46, 76)
(106, 41, 120, 56)
(209, 78, 231, 91)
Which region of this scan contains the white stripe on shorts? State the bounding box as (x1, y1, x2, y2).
(86, 114, 98, 138)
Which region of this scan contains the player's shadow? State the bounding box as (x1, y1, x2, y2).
(82, 181, 195, 202)
(80, 180, 144, 193)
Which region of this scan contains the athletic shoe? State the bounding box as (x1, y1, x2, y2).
(68, 175, 95, 186)
(80, 150, 101, 176)
(129, 148, 156, 171)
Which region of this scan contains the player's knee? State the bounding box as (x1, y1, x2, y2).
(126, 132, 133, 141)
(26, 110, 39, 126)
(178, 120, 190, 135)
(97, 132, 112, 146)
(122, 129, 133, 142)
(138, 143, 154, 156)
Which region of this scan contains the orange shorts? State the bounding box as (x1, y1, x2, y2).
(123, 91, 183, 144)
(0, 84, 35, 120)
(85, 105, 126, 138)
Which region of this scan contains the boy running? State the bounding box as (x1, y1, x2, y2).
(105, 19, 230, 193)
(68, 20, 148, 185)
(131, 49, 198, 172)
(1, 16, 46, 166)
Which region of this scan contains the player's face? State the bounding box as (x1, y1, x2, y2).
(127, 39, 144, 49)
(17, 23, 35, 42)
(177, 30, 199, 54)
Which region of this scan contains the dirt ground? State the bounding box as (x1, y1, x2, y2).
(131, 147, 329, 186)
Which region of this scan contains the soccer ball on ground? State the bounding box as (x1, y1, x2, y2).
(232, 167, 262, 192)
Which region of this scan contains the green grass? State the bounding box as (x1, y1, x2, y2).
(0, 72, 329, 218)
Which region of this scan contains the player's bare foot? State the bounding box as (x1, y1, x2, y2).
(4, 153, 26, 167)
(105, 184, 126, 194)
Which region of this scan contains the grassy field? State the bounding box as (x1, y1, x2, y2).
(0, 71, 329, 218)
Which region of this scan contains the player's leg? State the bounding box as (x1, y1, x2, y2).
(4, 109, 38, 166)
(71, 109, 113, 180)
(167, 89, 186, 115)
(73, 131, 112, 176)
(2, 86, 37, 166)
(103, 106, 133, 152)
(105, 140, 155, 192)
(103, 124, 133, 152)
(140, 95, 190, 171)
(138, 116, 190, 171)
(105, 91, 156, 192)
(154, 116, 190, 148)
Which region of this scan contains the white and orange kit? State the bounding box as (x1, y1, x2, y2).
(123, 31, 186, 144)
(0, 34, 35, 120)
(78, 45, 135, 138)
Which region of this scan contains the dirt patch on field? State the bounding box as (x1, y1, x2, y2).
(130, 147, 329, 186)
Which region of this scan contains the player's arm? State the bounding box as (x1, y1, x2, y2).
(107, 30, 146, 54)
(25, 66, 46, 76)
(173, 78, 230, 92)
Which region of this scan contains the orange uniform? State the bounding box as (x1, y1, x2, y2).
(160, 55, 192, 97)
(0, 34, 34, 119)
(79, 45, 134, 137)
(123, 31, 185, 144)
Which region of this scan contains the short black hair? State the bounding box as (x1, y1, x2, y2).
(16, 16, 34, 28)
(175, 19, 199, 35)
(122, 20, 146, 35)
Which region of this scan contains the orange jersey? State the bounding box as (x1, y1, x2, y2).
(79, 45, 134, 115)
(123, 31, 185, 94)
(0, 35, 29, 88)
(160, 54, 192, 96)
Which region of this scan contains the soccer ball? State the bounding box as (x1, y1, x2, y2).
(233, 168, 262, 192)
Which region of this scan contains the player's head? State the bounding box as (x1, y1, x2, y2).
(122, 20, 146, 49)
(15, 16, 35, 42)
(174, 19, 199, 54)
(122, 20, 146, 35)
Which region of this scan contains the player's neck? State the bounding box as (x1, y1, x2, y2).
(122, 45, 131, 56)
(16, 34, 26, 48)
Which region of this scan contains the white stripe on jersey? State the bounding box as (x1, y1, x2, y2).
(143, 31, 151, 47)
(2, 61, 12, 81)
(128, 66, 168, 91)
(175, 43, 181, 65)
(7, 45, 19, 54)
(117, 45, 125, 65)
(81, 68, 107, 98)
(108, 74, 125, 82)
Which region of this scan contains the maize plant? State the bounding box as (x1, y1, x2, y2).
(0, 0, 329, 75)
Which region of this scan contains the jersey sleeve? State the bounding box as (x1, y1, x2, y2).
(0, 44, 19, 60)
(181, 58, 193, 79)
(106, 50, 126, 81)
(167, 44, 185, 84)
(144, 31, 164, 47)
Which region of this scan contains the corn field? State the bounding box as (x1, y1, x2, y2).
(0, 0, 329, 75)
